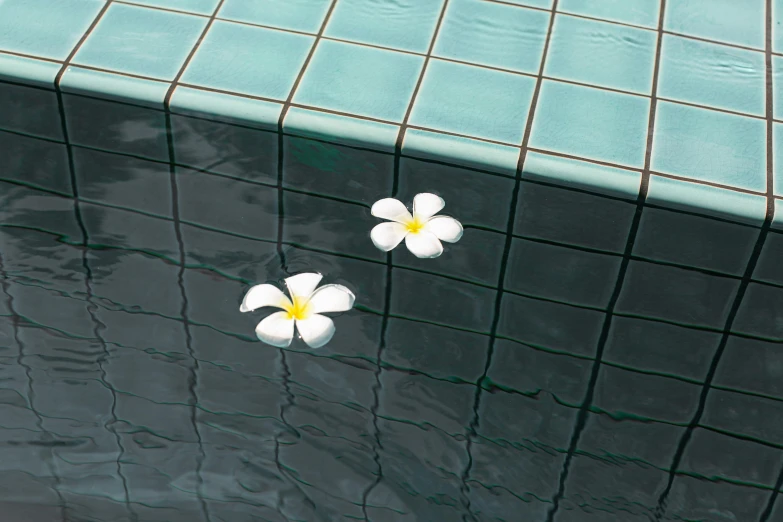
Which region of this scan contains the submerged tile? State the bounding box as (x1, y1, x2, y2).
(659, 35, 765, 116)
(530, 80, 650, 167)
(434, 0, 549, 74)
(218, 0, 332, 33)
(181, 21, 314, 100)
(546, 14, 657, 94)
(326, 0, 445, 53)
(0, 77, 62, 141)
(294, 40, 424, 122)
(408, 59, 536, 144)
(0, 132, 70, 194)
(73, 2, 207, 80)
(558, 0, 660, 28)
(664, 0, 765, 50)
(652, 101, 766, 193)
(0, 0, 104, 60)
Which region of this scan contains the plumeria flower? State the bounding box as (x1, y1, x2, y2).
(239, 273, 355, 348)
(370, 193, 463, 258)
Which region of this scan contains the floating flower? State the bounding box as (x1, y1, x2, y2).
(370, 193, 463, 258)
(239, 273, 355, 348)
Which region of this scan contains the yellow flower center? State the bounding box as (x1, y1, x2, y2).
(405, 217, 425, 235)
(283, 296, 311, 321)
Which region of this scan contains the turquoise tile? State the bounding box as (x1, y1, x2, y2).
(170, 86, 282, 130)
(522, 151, 642, 199)
(652, 101, 766, 193)
(530, 80, 650, 166)
(408, 60, 535, 144)
(773, 56, 783, 120)
(181, 21, 313, 100)
(558, 0, 660, 28)
(294, 40, 424, 122)
(647, 176, 767, 226)
(500, 0, 553, 8)
(545, 15, 656, 94)
(60, 66, 170, 107)
(775, 0, 783, 53)
(326, 0, 444, 53)
(73, 3, 207, 80)
(433, 0, 549, 74)
(774, 200, 783, 230)
(284, 107, 399, 153)
(402, 128, 520, 175)
(218, 0, 332, 33)
(0, 0, 103, 60)
(659, 35, 765, 116)
(128, 0, 220, 14)
(664, 0, 765, 50)
(774, 123, 783, 196)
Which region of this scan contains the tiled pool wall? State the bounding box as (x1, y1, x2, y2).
(2, 0, 783, 520)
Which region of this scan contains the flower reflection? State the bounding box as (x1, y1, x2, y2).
(240, 273, 355, 348)
(370, 193, 463, 258)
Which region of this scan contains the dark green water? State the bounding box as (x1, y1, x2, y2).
(1, 83, 783, 522)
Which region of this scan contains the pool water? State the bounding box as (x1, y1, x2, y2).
(1, 89, 783, 522)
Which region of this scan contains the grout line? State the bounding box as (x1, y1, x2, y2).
(275, 0, 340, 272)
(160, 2, 228, 521)
(654, 0, 779, 517)
(51, 1, 138, 520)
(545, 1, 667, 520)
(360, 1, 453, 519)
(460, 1, 560, 520)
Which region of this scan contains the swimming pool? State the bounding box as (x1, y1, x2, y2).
(1, 0, 783, 521)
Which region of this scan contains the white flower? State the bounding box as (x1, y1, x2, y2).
(370, 193, 463, 258)
(239, 273, 355, 348)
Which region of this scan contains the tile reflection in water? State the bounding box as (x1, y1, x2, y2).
(0, 86, 782, 522)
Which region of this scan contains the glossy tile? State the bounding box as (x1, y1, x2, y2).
(546, 15, 657, 94)
(169, 85, 282, 130)
(652, 101, 766, 193)
(500, 0, 553, 8)
(530, 80, 650, 166)
(284, 106, 400, 152)
(434, 0, 550, 74)
(558, 0, 660, 28)
(408, 59, 536, 144)
(60, 66, 169, 107)
(73, 2, 208, 80)
(326, 0, 445, 53)
(0, 0, 104, 60)
(181, 21, 314, 100)
(0, 132, 70, 194)
(646, 175, 768, 225)
(129, 0, 220, 14)
(659, 35, 765, 116)
(522, 151, 642, 198)
(218, 0, 333, 33)
(715, 336, 783, 399)
(0, 80, 62, 141)
(665, 0, 765, 50)
(402, 128, 520, 174)
(294, 40, 424, 122)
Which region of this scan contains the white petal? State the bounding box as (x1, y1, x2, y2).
(285, 272, 323, 300)
(371, 198, 412, 223)
(424, 216, 463, 243)
(413, 193, 445, 221)
(296, 314, 335, 348)
(370, 222, 408, 252)
(405, 231, 444, 259)
(255, 311, 295, 347)
(307, 284, 355, 314)
(240, 284, 290, 313)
